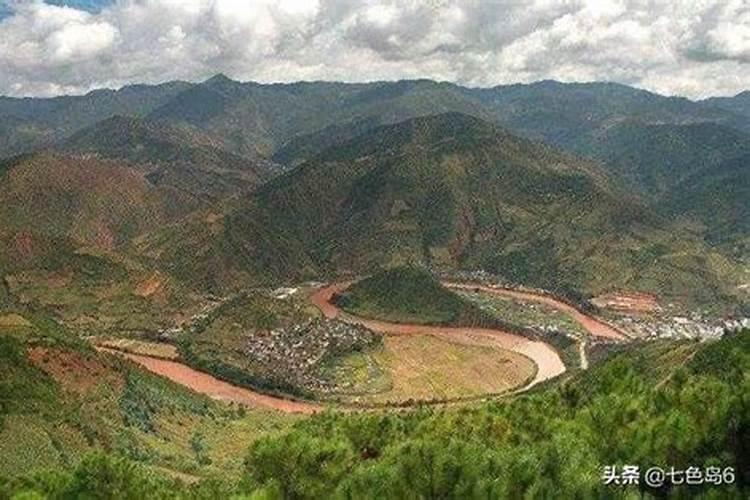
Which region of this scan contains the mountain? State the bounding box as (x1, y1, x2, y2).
(60, 116, 279, 202)
(473, 80, 750, 143)
(149, 77, 750, 169)
(141, 112, 744, 307)
(703, 90, 750, 119)
(575, 121, 750, 198)
(148, 78, 495, 158)
(662, 153, 750, 250)
(0, 81, 190, 158)
(3, 77, 748, 202)
(0, 152, 197, 262)
(0, 152, 209, 332)
(272, 116, 382, 167)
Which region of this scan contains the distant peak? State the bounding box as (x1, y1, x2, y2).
(203, 73, 236, 86)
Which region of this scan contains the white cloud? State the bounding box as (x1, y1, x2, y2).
(0, 0, 747, 98)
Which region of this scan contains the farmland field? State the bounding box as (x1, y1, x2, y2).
(329, 333, 537, 405)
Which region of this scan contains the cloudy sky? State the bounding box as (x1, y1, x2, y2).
(0, 0, 748, 99)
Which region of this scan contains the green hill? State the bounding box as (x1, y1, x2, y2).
(0, 152, 196, 253)
(335, 267, 499, 327)
(0, 153, 210, 335)
(0, 315, 292, 481)
(574, 121, 750, 199)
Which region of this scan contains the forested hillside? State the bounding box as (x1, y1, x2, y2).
(3, 330, 747, 498)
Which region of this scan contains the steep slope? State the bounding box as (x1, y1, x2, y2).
(662, 154, 750, 250)
(144, 112, 743, 307)
(0, 315, 289, 481)
(0, 153, 208, 332)
(0, 153, 194, 253)
(61, 116, 278, 202)
(578, 121, 750, 198)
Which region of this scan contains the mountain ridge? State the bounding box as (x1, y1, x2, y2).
(137, 112, 744, 308)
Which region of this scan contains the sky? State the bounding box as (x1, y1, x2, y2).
(0, 0, 748, 99)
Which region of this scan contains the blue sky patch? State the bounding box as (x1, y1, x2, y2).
(0, 1, 113, 20)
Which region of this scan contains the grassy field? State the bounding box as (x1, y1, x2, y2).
(329, 333, 536, 405)
(335, 267, 500, 327)
(98, 338, 179, 360)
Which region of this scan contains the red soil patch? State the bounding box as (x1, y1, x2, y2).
(28, 347, 123, 395)
(12, 230, 34, 260)
(97, 348, 322, 415)
(134, 274, 165, 298)
(591, 292, 661, 314)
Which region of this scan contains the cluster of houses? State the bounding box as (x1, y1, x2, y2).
(613, 315, 750, 340)
(241, 318, 381, 394)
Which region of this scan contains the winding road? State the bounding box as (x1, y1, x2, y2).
(103, 281, 625, 413)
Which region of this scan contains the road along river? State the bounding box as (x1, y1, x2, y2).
(100, 280, 610, 414)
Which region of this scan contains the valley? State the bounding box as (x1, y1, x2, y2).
(100, 273, 635, 412)
(0, 75, 747, 498)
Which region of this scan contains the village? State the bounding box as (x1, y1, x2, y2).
(240, 317, 381, 395)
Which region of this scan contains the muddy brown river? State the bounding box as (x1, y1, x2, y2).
(101, 280, 623, 413)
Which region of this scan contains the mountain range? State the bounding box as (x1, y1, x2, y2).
(0, 76, 748, 315)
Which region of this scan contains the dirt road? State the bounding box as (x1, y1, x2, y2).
(311, 283, 566, 389)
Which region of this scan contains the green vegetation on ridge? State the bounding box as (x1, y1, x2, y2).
(335, 266, 500, 327)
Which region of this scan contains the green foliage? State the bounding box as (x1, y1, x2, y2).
(0, 336, 60, 420)
(119, 368, 212, 433)
(2, 331, 748, 498)
(241, 331, 750, 498)
(688, 329, 750, 381)
(2, 452, 181, 499)
(246, 431, 355, 499)
(336, 266, 500, 327)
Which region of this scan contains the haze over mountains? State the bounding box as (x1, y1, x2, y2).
(0, 76, 748, 313)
